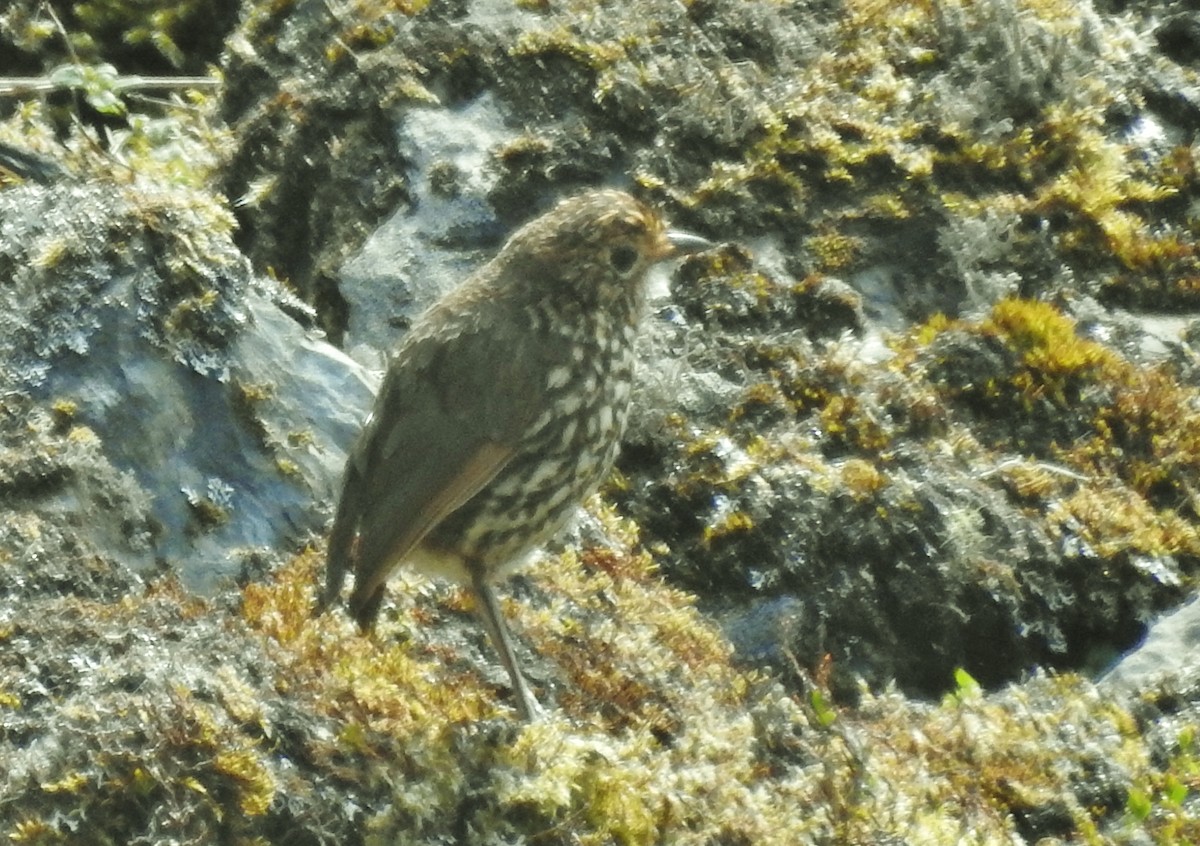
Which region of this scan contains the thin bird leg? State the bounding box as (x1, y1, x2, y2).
(470, 568, 543, 721)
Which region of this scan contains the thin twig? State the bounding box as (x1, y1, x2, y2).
(0, 75, 219, 96)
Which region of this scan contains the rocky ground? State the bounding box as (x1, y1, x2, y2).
(1, 0, 1200, 842)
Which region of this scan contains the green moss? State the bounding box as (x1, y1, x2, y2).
(702, 508, 755, 544)
(285, 429, 315, 448)
(7, 818, 61, 844)
(1077, 366, 1200, 510)
(1133, 724, 1200, 842)
(1049, 487, 1200, 560)
(911, 298, 1118, 421)
(982, 298, 1117, 383)
(900, 297, 1200, 573)
(805, 227, 863, 271)
(184, 490, 230, 531)
(49, 399, 78, 435)
(817, 393, 890, 452)
(274, 457, 302, 478)
(243, 541, 1184, 844)
(332, 21, 396, 57)
(0, 507, 1190, 845)
(510, 25, 628, 70)
(839, 457, 889, 500)
(231, 379, 274, 445)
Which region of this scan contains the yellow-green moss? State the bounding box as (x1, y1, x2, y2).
(1049, 486, 1200, 560)
(509, 25, 628, 69)
(818, 393, 890, 452)
(982, 298, 1118, 382)
(900, 297, 1200, 572)
(806, 228, 863, 271)
(839, 457, 889, 500)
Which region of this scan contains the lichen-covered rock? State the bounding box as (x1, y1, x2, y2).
(2, 0, 1200, 842)
(0, 400, 155, 603)
(5, 531, 1198, 845)
(614, 291, 1200, 697)
(0, 178, 375, 590)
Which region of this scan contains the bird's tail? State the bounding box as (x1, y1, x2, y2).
(313, 458, 362, 617)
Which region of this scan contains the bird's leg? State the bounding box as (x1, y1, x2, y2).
(470, 567, 543, 721)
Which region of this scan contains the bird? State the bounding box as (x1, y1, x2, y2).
(316, 189, 711, 720)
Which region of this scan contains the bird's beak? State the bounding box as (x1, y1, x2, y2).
(653, 229, 712, 261)
(666, 230, 713, 255)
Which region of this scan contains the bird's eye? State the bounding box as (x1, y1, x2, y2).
(609, 245, 639, 275)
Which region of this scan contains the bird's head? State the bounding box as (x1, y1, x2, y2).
(499, 189, 711, 310)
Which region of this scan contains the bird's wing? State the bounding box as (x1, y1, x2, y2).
(340, 298, 545, 604)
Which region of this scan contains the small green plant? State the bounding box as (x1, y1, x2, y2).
(48, 62, 127, 117)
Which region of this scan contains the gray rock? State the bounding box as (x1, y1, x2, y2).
(1101, 597, 1200, 691)
(0, 180, 375, 591)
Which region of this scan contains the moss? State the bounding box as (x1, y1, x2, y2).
(510, 25, 629, 70)
(1049, 487, 1200, 561)
(242, 548, 496, 727)
(817, 393, 890, 453)
(1082, 366, 1200, 509)
(729, 381, 789, 425)
(162, 286, 223, 343)
(925, 299, 1200, 521)
(805, 228, 863, 271)
(231, 379, 274, 447)
(1130, 723, 1200, 843)
(702, 508, 755, 544)
(212, 748, 276, 816)
(273, 457, 302, 478)
(0, 496, 1193, 844)
(337, 21, 397, 53)
(911, 298, 1122, 443)
(2, 0, 239, 78)
(242, 536, 1194, 843)
(7, 819, 59, 844)
(285, 428, 315, 448)
(49, 399, 78, 434)
(675, 246, 787, 328)
(993, 458, 1072, 503)
(839, 457, 889, 500)
(981, 298, 1119, 391)
(5, 0, 1200, 841)
(184, 488, 231, 532)
(0, 580, 299, 843)
(728, 342, 892, 456)
(903, 296, 1200, 568)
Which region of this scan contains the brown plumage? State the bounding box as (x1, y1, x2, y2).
(317, 189, 710, 719)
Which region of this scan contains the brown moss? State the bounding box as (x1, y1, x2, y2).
(1049, 486, 1200, 560)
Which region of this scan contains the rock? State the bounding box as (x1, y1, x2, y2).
(0, 180, 375, 591)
